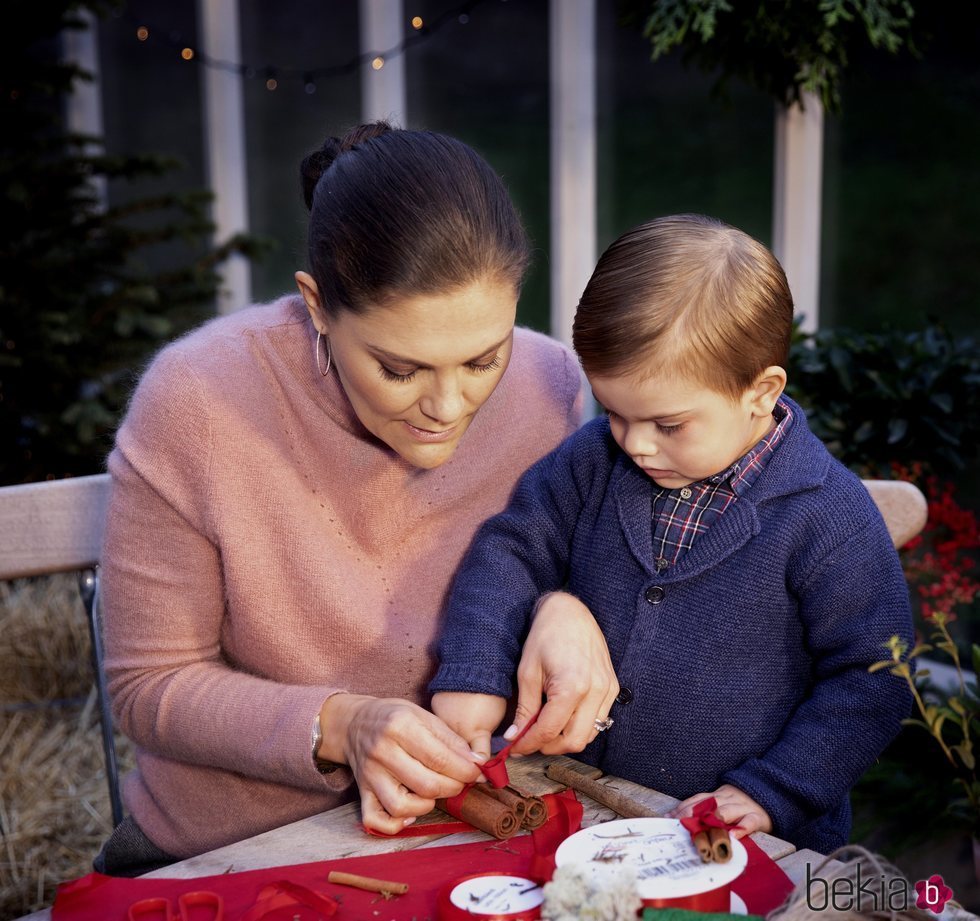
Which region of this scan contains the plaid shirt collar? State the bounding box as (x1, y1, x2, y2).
(708, 398, 793, 497)
(649, 399, 794, 568)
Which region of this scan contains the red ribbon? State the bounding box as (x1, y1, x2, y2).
(678, 796, 742, 838)
(642, 887, 731, 913)
(479, 713, 539, 788)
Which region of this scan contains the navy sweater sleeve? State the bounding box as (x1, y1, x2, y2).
(431, 420, 611, 697)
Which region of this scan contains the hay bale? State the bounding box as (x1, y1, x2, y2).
(0, 573, 134, 917)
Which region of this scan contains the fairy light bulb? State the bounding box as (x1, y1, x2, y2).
(371, 56, 385, 70)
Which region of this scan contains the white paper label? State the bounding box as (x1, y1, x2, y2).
(449, 875, 544, 914)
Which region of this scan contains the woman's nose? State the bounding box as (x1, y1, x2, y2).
(420, 375, 464, 424)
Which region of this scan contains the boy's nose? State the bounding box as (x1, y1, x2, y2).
(623, 425, 656, 460)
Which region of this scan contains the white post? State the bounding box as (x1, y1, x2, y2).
(772, 92, 824, 333)
(198, 0, 251, 314)
(63, 9, 107, 206)
(549, 0, 596, 350)
(359, 0, 406, 126)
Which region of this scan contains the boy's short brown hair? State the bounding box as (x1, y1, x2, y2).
(572, 214, 794, 400)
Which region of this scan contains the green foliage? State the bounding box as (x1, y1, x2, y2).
(0, 2, 268, 484)
(786, 323, 980, 475)
(851, 721, 964, 853)
(619, 0, 919, 111)
(871, 617, 980, 835)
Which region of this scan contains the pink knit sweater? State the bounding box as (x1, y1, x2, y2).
(101, 295, 582, 857)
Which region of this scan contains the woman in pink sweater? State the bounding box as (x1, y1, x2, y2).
(96, 122, 617, 873)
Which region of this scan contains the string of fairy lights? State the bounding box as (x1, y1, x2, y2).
(124, 0, 501, 94)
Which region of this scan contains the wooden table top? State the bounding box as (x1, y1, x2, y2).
(20, 753, 843, 921)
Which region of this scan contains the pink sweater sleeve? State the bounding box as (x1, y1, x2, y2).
(102, 347, 349, 794)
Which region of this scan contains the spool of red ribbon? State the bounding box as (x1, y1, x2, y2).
(437, 872, 544, 920)
(554, 817, 747, 912)
(641, 886, 731, 912)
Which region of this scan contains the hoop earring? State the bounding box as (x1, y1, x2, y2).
(315, 331, 332, 377)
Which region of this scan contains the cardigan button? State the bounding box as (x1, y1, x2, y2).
(616, 687, 634, 704)
(645, 585, 665, 604)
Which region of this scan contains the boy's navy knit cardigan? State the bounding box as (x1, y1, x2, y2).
(431, 397, 914, 854)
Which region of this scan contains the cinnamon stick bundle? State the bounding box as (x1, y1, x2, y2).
(709, 826, 732, 863)
(479, 785, 549, 830)
(477, 785, 527, 822)
(516, 790, 548, 830)
(692, 830, 712, 863)
(437, 784, 520, 839)
(690, 826, 732, 863)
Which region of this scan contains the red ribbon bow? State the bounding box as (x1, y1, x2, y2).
(679, 796, 742, 838)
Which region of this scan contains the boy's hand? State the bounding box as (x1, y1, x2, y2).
(668, 784, 773, 838)
(431, 691, 507, 762)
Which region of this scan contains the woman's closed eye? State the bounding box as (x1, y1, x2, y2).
(377, 353, 502, 383)
(378, 364, 418, 383)
(468, 354, 502, 374)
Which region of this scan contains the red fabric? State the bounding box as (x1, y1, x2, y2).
(54, 837, 547, 921)
(526, 790, 582, 882)
(53, 806, 792, 921)
(643, 887, 730, 913)
(732, 837, 794, 915)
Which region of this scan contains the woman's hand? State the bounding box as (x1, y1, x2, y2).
(668, 784, 773, 839)
(319, 694, 483, 835)
(506, 591, 620, 755)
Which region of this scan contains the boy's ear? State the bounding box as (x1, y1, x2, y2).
(745, 365, 787, 417)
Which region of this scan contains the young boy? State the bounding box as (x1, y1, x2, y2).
(429, 214, 913, 855)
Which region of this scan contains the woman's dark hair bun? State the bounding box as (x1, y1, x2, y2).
(300, 121, 394, 211)
(303, 122, 530, 317)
